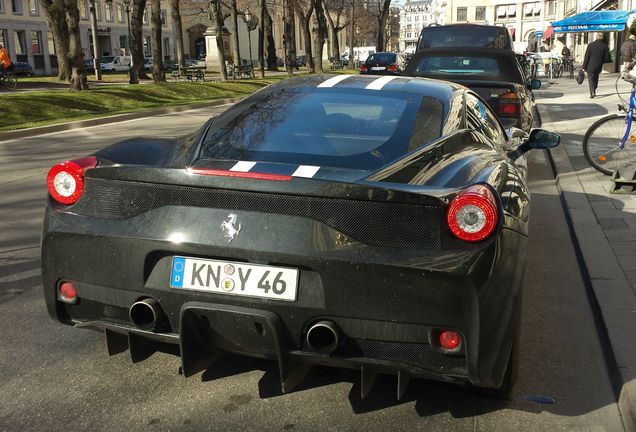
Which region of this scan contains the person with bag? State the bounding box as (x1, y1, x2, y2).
(583, 32, 610, 99)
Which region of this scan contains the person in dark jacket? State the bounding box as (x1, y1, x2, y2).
(583, 32, 610, 99)
(620, 34, 636, 72)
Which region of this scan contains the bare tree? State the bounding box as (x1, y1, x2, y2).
(131, 0, 148, 80)
(293, 0, 314, 72)
(283, 0, 294, 75)
(227, 0, 241, 66)
(366, 0, 391, 52)
(324, 0, 346, 61)
(170, 0, 185, 68)
(209, 0, 229, 80)
(40, 0, 87, 90)
(258, 0, 265, 77)
(264, 6, 278, 70)
(312, 0, 328, 72)
(150, 0, 165, 81)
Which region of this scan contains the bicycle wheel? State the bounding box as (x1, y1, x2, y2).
(583, 113, 636, 175)
(3, 72, 17, 90)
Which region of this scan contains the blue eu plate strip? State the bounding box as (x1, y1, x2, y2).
(171, 256, 185, 288)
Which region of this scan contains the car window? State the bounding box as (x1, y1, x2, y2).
(409, 53, 523, 83)
(200, 90, 444, 171)
(417, 26, 512, 51)
(366, 53, 396, 64)
(466, 94, 505, 145)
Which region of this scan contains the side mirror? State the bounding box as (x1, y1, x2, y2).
(528, 78, 541, 89)
(527, 128, 560, 149)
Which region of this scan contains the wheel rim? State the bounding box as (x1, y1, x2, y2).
(586, 116, 636, 174)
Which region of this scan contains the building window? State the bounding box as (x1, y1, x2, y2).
(116, 4, 124, 22)
(31, 30, 42, 54)
(14, 30, 26, 55)
(163, 36, 169, 58)
(160, 9, 167, 26)
(414, 15, 419, 21)
(546, 0, 557, 16)
(28, 0, 37, 15)
(144, 35, 151, 56)
(105, 1, 113, 21)
(80, 0, 88, 19)
(475, 6, 485, 21)
(143, 8, 148, 24)
(0, 29, 8, 50)
(0, 0, 4, 13)
(47, 30, 55, 54)
(119, 35, 128, 53)
(407, 24, 412, 30)
(95, 0, 101, 20)
(12, 0, 21, 14)
(457, 7, 467, 21)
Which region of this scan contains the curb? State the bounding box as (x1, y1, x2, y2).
(0, 97, 245, 141)
(541, 110, 636, 432)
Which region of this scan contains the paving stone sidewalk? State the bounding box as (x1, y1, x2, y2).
(535, 72, 636, 431)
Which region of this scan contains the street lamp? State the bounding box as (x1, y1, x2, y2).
(89, 0, 102, 80)
(122, 0, 138, 83)
(243, 6, 256, 68)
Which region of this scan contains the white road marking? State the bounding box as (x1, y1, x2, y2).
(317, 75, 354, 88)
(365, 76, 398, 90)
(230, 161, 257, 172)
(292, 165, 320, 178)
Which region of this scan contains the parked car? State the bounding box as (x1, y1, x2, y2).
(295, 55, 307, 67)
(143, 57, 153, 70)
(416, 24, 514, 52)
(42, 74, 559, 396)
(359, 52, 406, 75)
(83, 59, 95, 73)
(404, 48, 541, 132)
(100, 55, 131, 72)
(11, 62, 35, 76)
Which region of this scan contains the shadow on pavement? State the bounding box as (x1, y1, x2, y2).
(532, 102, 609, 121)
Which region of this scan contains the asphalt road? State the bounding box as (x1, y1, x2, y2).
(0, 108, 625, 431)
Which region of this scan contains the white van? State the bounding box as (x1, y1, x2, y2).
(100, 55, 132, 72)
(342, 46, 377, 64)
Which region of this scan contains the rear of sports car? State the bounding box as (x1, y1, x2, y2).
(41, 76, 528, 397)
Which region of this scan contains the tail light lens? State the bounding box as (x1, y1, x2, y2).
(360, 64, 368, 72)
(438, 330, 461, 351)
(46, 156, 98, 205)
(387, 64, 398, 72)
(58, 281, 78, 304)
(446, 184, 498, 242)
(497, 92, 521, 116)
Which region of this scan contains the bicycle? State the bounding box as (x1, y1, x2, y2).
(582, 74, 636, 175)
(0, 69, 17, 90)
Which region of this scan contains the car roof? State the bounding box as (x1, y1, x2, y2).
(409, 47, 519, 60)
(267, 74, 464, 101)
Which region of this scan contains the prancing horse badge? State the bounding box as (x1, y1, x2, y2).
(220, 213, 241, 242)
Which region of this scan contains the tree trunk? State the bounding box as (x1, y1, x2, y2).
(283, 0, 294, 75)
(258, 0, 265, 77)
(324, 4, 335, 60)
(264, 6, 277, 71)
(312, 0, 327, 73)
(150, 0, 165, 82)
(210, 0, 228, 80)
(230, 0, 241, 66)
(65, 0, 88, 90)
(40, 0, 72, 81)
(131, 0, 148, 80)
(376, 0, 390, 52)
(348, 0, 354, 68)
(293, 0, 314, 72)
(170, 0, 185, 67)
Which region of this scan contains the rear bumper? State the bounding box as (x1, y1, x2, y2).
(41, 202, 527, 391)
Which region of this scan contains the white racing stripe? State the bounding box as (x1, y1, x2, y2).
(230, 161, 257, 172)
(317, 75, 354, 88)
(292, 165, 320, 178)
(365, 76, 398, 90)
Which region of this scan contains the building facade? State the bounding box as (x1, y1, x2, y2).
(399, 0, 446, 53)
(0, 0, 176, 75)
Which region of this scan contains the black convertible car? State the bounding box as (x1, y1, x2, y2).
(42, 75, 559, 397)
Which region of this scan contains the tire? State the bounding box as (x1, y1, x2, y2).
(3, 72, 17, 90)
(583, 113, 636, 175)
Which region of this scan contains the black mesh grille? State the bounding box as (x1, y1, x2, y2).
(63, 300, 131, 325)
(348, 338, 467, 375)
(69, 177, 454, 249)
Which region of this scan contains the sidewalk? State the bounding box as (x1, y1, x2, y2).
(535, 73, 636, 431)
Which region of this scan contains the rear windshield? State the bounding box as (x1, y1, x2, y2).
(409, 54, 521, 83)
(366, 53, 396, 64)
(199, 89, 444, 170)
(417, 26, 512, 51)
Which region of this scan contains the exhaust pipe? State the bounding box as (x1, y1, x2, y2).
(129, 298, 166, 331)
(306, 320, 340, 354)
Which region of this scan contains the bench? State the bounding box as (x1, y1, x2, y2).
(227, 64, 254, 79)
(330, 61, 344, 70)
(170, 66, 206, 82)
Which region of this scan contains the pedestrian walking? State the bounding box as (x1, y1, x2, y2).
(583, 32, 610, 99)
(619, 34, 636, 73)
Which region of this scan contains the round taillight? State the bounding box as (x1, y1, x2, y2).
(58, 281, 78, 304)
(439, 330, 461, 350)
(446, 184, 498, 242)
(46, 157, 97, 205)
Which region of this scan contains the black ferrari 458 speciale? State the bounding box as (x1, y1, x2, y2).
(42, 74, 559, 397)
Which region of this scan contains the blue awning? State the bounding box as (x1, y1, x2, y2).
(552, 9, 636, 33)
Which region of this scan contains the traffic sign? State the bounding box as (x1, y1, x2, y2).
(536, 31, 544, 38)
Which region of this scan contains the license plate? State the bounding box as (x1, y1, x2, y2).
(371, 66, 385, 71)
(170, 256, 298, 301)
